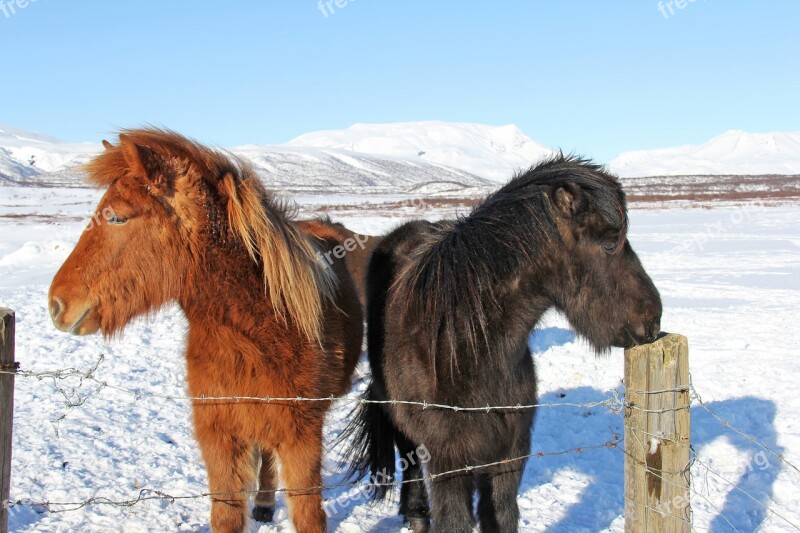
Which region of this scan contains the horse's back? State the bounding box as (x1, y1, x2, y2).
(324, 222, 383, 309)
(299, 220, 364, 396)
(369, 220, 537, 456)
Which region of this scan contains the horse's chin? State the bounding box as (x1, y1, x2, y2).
(610, 328, 639, 349)
(72, 314, 102, 335)
(53, 307, 102, 336)
(610, 327, 662, 349)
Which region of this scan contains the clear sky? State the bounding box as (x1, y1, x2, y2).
(1, 0, 798, 162)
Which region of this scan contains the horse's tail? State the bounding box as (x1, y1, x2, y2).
(340, 228, 410, 501)
(342, 382, 398, 501)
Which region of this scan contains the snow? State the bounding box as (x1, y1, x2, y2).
(610, 130, 800, 178)
(2, 184, 799, 532)
(229, 145, 492, 195)
(288, 121, 555, 182)
(5, 124, 800, 189)
(0, 125, 493, 194)
(0, 125, 101, 175)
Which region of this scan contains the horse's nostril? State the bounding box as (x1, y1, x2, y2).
(50, 296, 64, 322)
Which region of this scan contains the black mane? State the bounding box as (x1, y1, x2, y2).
(394, 154, 628, 368)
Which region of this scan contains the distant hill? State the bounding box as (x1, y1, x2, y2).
(4, 123, 800, 193)
(0, 124, 493, 194)
(230, 145, 492, 194)
(289, 121, 554, 182)
(609, 130, 800, 177)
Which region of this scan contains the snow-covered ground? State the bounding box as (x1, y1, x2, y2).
(1, 186, 799, 532)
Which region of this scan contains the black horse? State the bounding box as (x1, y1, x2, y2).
(345, 155, 663, 532)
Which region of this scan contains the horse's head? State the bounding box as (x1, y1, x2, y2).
(50, 129, 334, 343)
(543, 161, 662, 349)
(48, 131, 212, 336)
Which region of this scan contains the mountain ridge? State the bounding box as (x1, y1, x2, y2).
(3, 123, 800, 192)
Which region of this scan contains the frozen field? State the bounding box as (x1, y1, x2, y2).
(1, 186, 799, 532)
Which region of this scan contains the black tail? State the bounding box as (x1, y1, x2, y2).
(342, 381, 398, 500)
(342, 222, 439, 501)
(340, 227, 411, 501)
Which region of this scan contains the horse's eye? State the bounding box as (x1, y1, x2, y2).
(105, 211, 129, 225)
(602, 242, 617, 253)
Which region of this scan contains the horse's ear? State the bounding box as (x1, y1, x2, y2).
(219, 172, 238, 203)
(101, 140, 113, 151)
(552, 184, 583, 217)
(119, 134, 169, 191)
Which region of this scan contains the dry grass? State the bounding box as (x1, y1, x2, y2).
(304, 174, 800, 215)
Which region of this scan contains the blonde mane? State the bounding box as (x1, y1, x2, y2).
(221, 168, 337, 344)
(87, 128, 337, 344)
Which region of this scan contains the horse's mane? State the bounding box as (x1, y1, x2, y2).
(85, 128, 336, 345)
(394, 154, 627, 370)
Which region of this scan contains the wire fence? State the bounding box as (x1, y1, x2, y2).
(2, 356, 799, 531)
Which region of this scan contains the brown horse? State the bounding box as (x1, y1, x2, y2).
(48, 129, 364, 533)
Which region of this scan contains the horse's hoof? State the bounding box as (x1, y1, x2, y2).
(403, 517, 430, 533)
(252, 505, 275, 523)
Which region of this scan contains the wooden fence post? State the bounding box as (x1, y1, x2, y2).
(1, 308, 16, 533)
(624, 333, 691, 532)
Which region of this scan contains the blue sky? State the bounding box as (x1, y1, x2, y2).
(1, 0, 798, 162)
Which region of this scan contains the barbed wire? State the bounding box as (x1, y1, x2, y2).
(2, 355, 798, 530)
(0, 355, 685, 415)
(688, 379, 800, 476)
(625, 425, 800, 531)
(3, 436, 622, 514)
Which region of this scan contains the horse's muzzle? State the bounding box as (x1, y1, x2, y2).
(48, 295, 99, 335)
(632, 318, 661, 346)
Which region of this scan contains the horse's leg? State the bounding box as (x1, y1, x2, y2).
(475, 466, 524, 532)
(252, 448, 278, 523)
(194, 410, 254, 533)
(396, 431, 431, 533)
(476, 417, 532, 532)
(278, 423, 327, 533)
(428, 456, 475, 533)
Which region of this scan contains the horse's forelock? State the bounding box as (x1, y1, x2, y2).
(84, 146, 131, 187)
(522, 154, 629, 247)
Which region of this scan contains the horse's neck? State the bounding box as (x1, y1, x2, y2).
(179, 242, 280, 339)
(493, 271, 553, 349)
(464, 215, 555, 331)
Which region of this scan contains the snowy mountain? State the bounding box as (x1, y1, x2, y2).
(0, 125, 100, 175)
(609, 130, 800, 177)
(0, 124, 492, 194)
(4, 123, 800, 191)
(0, 148, 38, 184)
(230, 145, 492, 194)
(289, 121, 554, 182)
